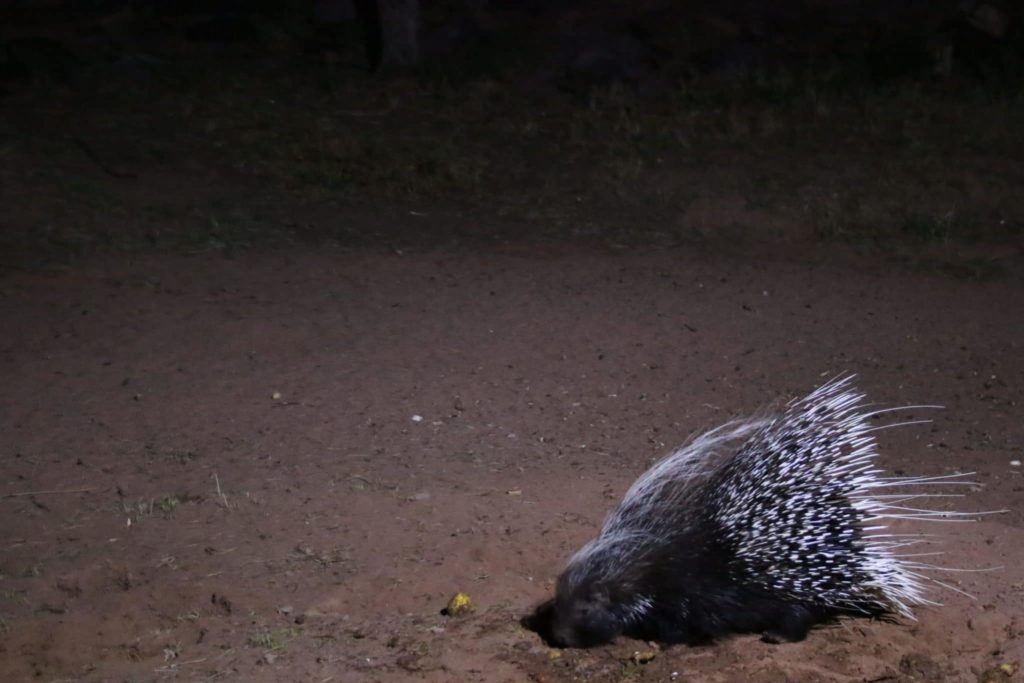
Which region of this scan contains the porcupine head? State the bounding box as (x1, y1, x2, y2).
(528, 523, 725, 648)
(526, 543, 639, 648)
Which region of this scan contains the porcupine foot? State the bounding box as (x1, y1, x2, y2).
(759, 603, 827, 643)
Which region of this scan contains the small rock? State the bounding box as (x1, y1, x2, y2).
(442, 592, 474, 617)
(396, 653, 422, 671)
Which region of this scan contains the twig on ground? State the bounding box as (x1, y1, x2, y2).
(2, 487, 94, 499)
(213, 472, 230, 508)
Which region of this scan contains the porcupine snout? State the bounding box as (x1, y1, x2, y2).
(532, 573, 634, 647)
(523, 578, 625, 648)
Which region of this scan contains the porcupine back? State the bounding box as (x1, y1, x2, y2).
(698, 377, 935, 616)
(540, 375, 979, 647)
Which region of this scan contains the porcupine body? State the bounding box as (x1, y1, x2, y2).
(526, 376, 975, 648)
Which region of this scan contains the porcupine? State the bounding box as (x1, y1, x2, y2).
(525, 375, 983, 648)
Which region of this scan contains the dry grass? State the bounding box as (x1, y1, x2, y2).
(3, 44, 1022, 261)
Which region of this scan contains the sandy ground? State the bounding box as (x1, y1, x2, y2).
(1, 245, 1021, 682)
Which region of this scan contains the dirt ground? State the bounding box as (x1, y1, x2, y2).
(1, 244, 1021, 682)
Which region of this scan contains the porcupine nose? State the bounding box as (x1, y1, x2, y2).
(550, 623, 578, 648)
(543, 604, 585, 648)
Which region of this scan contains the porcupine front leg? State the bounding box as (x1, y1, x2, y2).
(760, 603, 830, 643)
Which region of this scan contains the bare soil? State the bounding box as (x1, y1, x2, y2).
(1, 245, 1021, 682)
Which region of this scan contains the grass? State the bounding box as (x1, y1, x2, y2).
(143, 444, 200, 465)
(162, 642, 182, 661)
(116, 495, 182, 522)
(899, 209, 958, 244)
(247, 627, 298, 651)
(289, 544, 354, 572)
(2, 36, 1022, 261)
(292, 70, 1020, 246)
